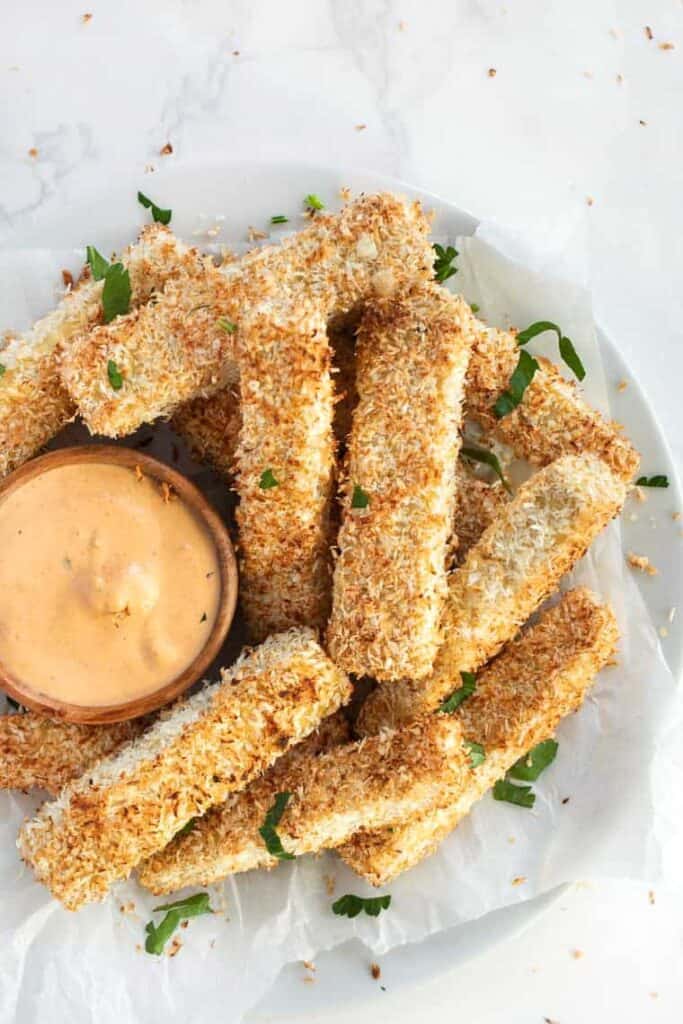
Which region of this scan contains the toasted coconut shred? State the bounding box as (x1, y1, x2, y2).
(139, 713, 469, 893)
(19, 629, 351, 910)
(341, 588, 618, 885)
(357, 453, 627, 734)
(327, 284, 476, 681)
(0, 224, 192, 478)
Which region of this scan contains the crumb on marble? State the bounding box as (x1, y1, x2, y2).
(668, 606, 677, 623)
(247, 226, 268, 242)
(659, 626, 668, 638)
(168, 937, 182, 957)
(639, 119, 648, 126)
(160, 142, 173, 156)
(512, 876, 526, 886)
(617, 379, 628, 392)
(487, 67, 497, 77)
(370, 963, 381, 980)
(28, 147, 38, 159)
(586, 196, 594, 206)
(303, 960, 316, 972)
(571, 949, 584, 960)
(324, 873, 336, 895)
(398, 20, 407, 31)
(339, 186, 352, 202)
(627, 551, 658, 575)
(616, 73, 624, 84)
(645, 26, 654, 40)
(62, 269, 74, 289)
(672, 511, 681, 521)
(659, 42, 675, 51)
(355, 124, 367, 131)
(648, 889, 656, 904)
(82, 12, 92, 24)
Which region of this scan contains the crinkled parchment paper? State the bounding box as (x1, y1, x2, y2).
(0, 222, 681, 1024)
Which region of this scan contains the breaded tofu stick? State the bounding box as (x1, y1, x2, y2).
(236, 306, 335, 640)
(19, 629, 351, 911)
(327, 285, 476, 681)
(58, 193, 434, 437)
(172, 376, 242, 479)
(0, 225, 192, 478)
(0, 713, 147, 795)
(467, 327, 640, 481)
(356, 453, 626, 734)
(138, 713, 470, 893)
(452, 466, 509, 564)
(340, 588, 618, 885)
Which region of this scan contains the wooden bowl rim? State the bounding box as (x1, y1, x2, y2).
(0, 445, 238, 724)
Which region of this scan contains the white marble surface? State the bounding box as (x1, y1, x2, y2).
(1, 1, 682, 1021)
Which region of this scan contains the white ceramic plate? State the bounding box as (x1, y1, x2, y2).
(3, 162, 681, 1020)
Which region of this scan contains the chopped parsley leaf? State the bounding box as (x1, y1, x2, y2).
(493, 349, 539, 418)
(107, 359, 124, 390)
(508, 739, 558, 782)
(102, 262, 131, 323)
(332, 893, 391, 918)
(259, 468, 279, 490)
(259, 791, 295, 860)
(271, 215, 289, 224)
(438, 671, 476, 713)
(175, 816, 198, 838)
(217, 318, 237, 334)
(144, 892, 213, 955)
(465, 741, 486, 768)
(460, 445, 512, 495)
(517, 320, 585, 382)
(470, 302, 480, 313)
(433, 243, 458, 283)
(86, 245, 110, 282)
(304, 193, 325, 211)
(351, 483, 369, 509)
(636, 475, 669, 488)
(0, 363, 5, 378)
(493, 778, 535, 808)
(137, 190, 172, 226)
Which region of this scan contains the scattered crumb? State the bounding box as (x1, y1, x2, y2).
(672, 512, 681, 521)
(571, 949, 584, 960)
(650, 991, 659, 1000)
(645, 26, 654, 40)
(144, 163, 156, 174)
(180, 919, 189, 929)
(119, 900, 136, 915)
(303, 975, 315, 985)
(135, 943, 142, 953)
(627, 552, 658, 576)
(355, 124, 367, 131)
(561, 796, 570, 804)
(160, 142, 173, 156)
(302, 960, 316, 972)
(639, 119, 648, 126)
(507, 836, 516, 844)
(339, 186, 352, 202)
(62, 269, 74, 289)
(668, 606, 677, 623)
(247, 226, 268, 242)
(28, 147, 38, 159)
(232, 50, 240, 56)
(82, 12, 92, 24)
(134, 464, 144, 483)
(544, 1018, 560, 1024)
(398, 20, 407, 31)
(659, 626, 668, 638)
(648, 889, 656, 905)
(659, 42, 675, 50)
(617, 379, 628, 392)
(324, 873, 336, 896)
(487, 67, 497, 78)
(586, 196, 594, 206)
(370, 963, 381, 980)
(511, 876, 526, 886)
(206, 225, 221, 238)
(168, 937, 182, 958)
(616, 73, 624, 84)
(635, 485, 647, 503)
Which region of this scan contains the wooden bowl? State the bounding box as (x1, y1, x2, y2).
(0, 446, 238, 724)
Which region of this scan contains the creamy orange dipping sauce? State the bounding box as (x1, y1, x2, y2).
(0, 463, 221, 706)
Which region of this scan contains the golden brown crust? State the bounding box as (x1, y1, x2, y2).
(340, 588, 618, 885)
(138, 713, 469, 893)
(171, 376, 242, 479)
(327, 285, 476, 681)
(58, 194, 434, 437)
(19, 629, 351, 910)
(466, 327, 640, 481)
(0, 713, 147, 795)
(452, 467, 509, 564)
(356, 454, 626, 734)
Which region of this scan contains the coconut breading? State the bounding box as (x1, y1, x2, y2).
(18, 629, 351, 911)
(327, 285, 476, 681)
(0, 225, 193, 478)
(235, 306, 335, 640)
(0, 713, 147, 795)
(340, 588, 618, 885)
(466, 326, 640, 482)
(58, 193, 434, 437)
(171, 375, 242, 479)
(356, 453, 627, 734)
(138, 713, 470, 893)
(453, 466, 509, 565)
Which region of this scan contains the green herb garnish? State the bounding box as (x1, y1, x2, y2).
(351, 484, 369, 509)
(438, 671, 476, 713)
(508, 739, 558, 782)
(465, 741, 486, 768)
(516, 320, 585, 382)
(433, 243, 458, 283)
(460, 445, 512, 495)
(493, 349, 539, 418)
(636, 475, 669, 488)
(493, 778, 536, 808)
(259, 791, 295, 860)
(304, 193, 324, 211)
(102, 262, 132, 323)
(259, 468, 279, 490)
(137, 191, 172, 226)
(0, 363, 5, 378)
(144, 892, 213, 955)
(470, 303, 480, 313)
(332, 893, 392, 919)
(271, 215, 289, 224)
(218, 318, 237, 334)
(86, 245, 110, 282)
(175, 816, 198, 838)
(107, 359, 124, 390)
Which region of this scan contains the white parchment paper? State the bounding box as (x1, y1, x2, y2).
(0, 222, 681, 1024)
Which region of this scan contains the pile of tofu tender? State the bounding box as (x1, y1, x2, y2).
(0, 192, 638, 912)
